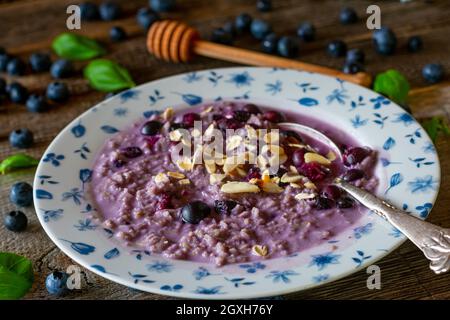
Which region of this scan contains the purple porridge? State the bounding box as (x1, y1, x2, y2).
(89, 101, 378, 266)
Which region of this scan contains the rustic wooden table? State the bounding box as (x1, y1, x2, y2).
(1, 0, 449, 300)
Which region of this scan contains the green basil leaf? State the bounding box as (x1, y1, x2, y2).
(83, 59, 136, 92)
(0, 154, 39, 175)
(52, 32, 105, 60)
(0, 252, 34, 300)
(373, 69, 410, 105)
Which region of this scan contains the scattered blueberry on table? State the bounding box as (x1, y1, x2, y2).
(26, 94, 49, 113)
(9, 128, 34, 148)
(6, 57, 26, 76)
(110, 26, 127, 42)
(99, 1, 121, 21)
(222, 21, 237, 38)
(407, 35, 423, 53)
(80, 1, 99, 21)
(181, 201, 211, 224)
(257, 0, 272, 12)
(46, 271, 69, 296)
(29, 52, 51, 73)
(50, 59, 74, 79)
(0, 51, 10, 71)
(346, 48, 365, 64)
(4, 211, 28, 232)
(150, 0, 176, 12)
(46, 81, 70, 102)
(422, 63, 445, 84)
(136, 7, 160, 30)
(297, 22, 315, 42)
(9, 182, 33, 207)
(211, 28, 234, 45)
(261, 33, 279, 54)
(277, 36, 299, 58)
(342, 61, 363, 74)
(8, 82, 29, 104)
(373, 27, 397, 55)
(327, 40, 347, 57)
(250, 19, 272, 40)
(339, 7, 358, 25)
(235, 13, 252, 33)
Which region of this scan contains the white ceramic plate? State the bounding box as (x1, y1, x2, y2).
(34, 67, 440, 299)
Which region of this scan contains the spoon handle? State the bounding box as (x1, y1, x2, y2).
(335, 179, 450, 274)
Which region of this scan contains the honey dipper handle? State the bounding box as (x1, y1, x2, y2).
(194, 40, 372, 87)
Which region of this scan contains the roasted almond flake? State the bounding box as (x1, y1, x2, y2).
(162, 107, 174, 121)
(289, 165, 299, 173)
(167, 171, 185, 179)
(295, 193, 316, 201)
(248, 178, 259, 184)
(200, 105, 214, 116)
(245, 125, 258, 140)
(261, 170, 271, 183)
(154, 172, 169, 184)
(176, 157, 193, 171)
(252, 245, 268, 257)
(262, 182, 284, 193)
(304, 152, 331, 165)
(210, 173, 226, 184)
(169, 129, 182, 142)
(280, 172, 303, 183)
(290, 182, 302, 188)
(263, 131, 280, 144)
(205, 160, 216, 174)
(304, 181, 317, 190)
(178, 179, 190, 185)
(191, 128, 201, 138)
(288, 143, 306, 149)
(326, 151, 337, 161)
(221, 181, 260, 193)
(236, 166, 247, 177)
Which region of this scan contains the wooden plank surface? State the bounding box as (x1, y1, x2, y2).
(0, 0, 449, 300)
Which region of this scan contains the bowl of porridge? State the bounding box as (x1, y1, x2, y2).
(34, 68, 440, 299)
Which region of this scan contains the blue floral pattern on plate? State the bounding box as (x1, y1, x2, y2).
(33, 67, 440, 299)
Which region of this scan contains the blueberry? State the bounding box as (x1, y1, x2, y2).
(182, 112, 200, 127)
(46, 82, 69, 102)
(210, 28, 234, 45)
(373, 27, 397, 55)
(235, 13, 252, 33)
(150, 0, 176, 12)
(263, 110, 283, 123)
(9, 128, 34, 148)
(343, 147, 369, 166)
(99, 1, 121, 21)
(407, 35, 423, 53)
(222, 21, 237, 38)
(46, 271, 69, 296)
(314, 197, 335, 210)
(29, 53, 51, 73)
(120, 146, 143, 158)
(9, 182, 33, 207)
(277, 36, 299, 58)
(327, 40, 347, 57)
(340, 7, 358, 25)
(8, 82, 28, 103)
(80, 2, 99, 21)
(337, 197, 354, 209)
(26, 94, 49, 113)
(257, 0, 272, 12)
(0, 77, 6, 94)
(181, 201, 211, 224)
(321, 185, 341, 200)
(262, 33, 279, 54)
(6, 57, 26, 76)
(242, 103, 261, 115)
(346, 48, 365, 64)
(4, 211, 28, 232)
(343, 169, 364, 182)
(342, 61, 363, 74)
(251, 19, 272, 40)
(292, 148, 306, 167)
(141, 120, 162, 136)
(297, 22, 315, 42)
(422, 63, 444, 84)
(50, 59, 74, 79)
(0, 53, 10, 72)
(214, 200, 237, 215)
(110, 26, 127, 42)
(136, 7, 160, 30)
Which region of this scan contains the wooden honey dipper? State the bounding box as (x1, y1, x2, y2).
(147, 20, 373, 87)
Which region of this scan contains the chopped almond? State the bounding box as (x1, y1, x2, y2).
(221, 182, 260, 193)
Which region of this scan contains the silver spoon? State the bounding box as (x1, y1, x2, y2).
(279, 122, 450, 274)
